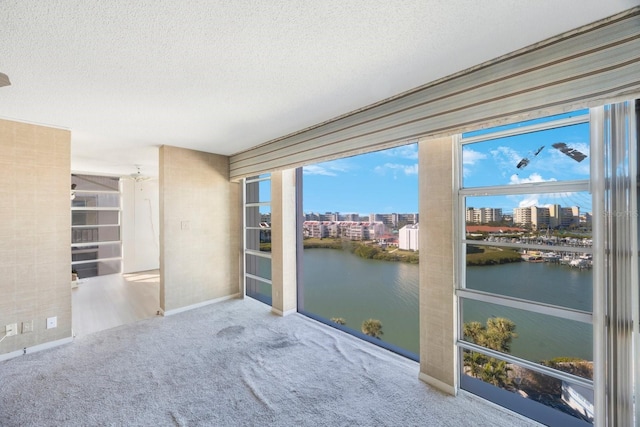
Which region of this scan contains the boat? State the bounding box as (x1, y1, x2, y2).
(569, 258, 589, 269)
(542, 252, 561, 262)
(560, 255, 573, 265)
(522, 250, 544, 262)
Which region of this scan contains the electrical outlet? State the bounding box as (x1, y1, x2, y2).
(22, 320, 33, 333)
(5, 323, 17, 337)
(46, 316, 57, 329)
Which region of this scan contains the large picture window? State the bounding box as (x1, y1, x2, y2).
(457, 111, 594, 426)
(298, 144, 419, 359)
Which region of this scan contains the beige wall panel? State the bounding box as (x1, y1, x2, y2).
(419, 136, 456, 393)
(0, 118, 71, 357)
(159, 145, 241, 313)
(270, 169, 297, 315)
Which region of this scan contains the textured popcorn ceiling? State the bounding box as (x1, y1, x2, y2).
(0, 0, 636, 176)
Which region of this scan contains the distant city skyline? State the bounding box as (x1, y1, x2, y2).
(302, 111, 593, 215)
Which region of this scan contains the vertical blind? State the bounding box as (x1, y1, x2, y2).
(593, 100, 638, 426)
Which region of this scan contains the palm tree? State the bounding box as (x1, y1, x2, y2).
(330, 317, 346, 325)
(480, 358, 511, 387)
(463, 321, 486, 346)
(361, 319, 383, 339)
(462, 317, 517, 385)
(463, 350, 487, 378)
(485, 317, 518, 353)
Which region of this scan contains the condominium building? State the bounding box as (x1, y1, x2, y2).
(515, 205, 580, 230)
(398, 223, 419, 251)
(368, 213, 418, 227)
(319, 212, 339, 222)
(303, 221, 385, 240)
(465, 207, 503, 224)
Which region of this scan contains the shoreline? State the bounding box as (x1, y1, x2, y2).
(304, 238, 420, 264)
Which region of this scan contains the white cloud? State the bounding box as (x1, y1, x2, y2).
(381, 145, 418, 160)
(374, 162, 418, 176)
(303, 159, 352, 176)
(509, 173, 557, 185)
(403, 164, 419, 175)
(303, 164, 337, 176)
(517, 195, 539, 208)
(514, 191, 588, 210)
(462, 149, 487, 165)
(491, 146, 523, 169)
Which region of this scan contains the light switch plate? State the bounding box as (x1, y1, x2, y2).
(46, 316, 57, 329)
(5, 323, 17, 336)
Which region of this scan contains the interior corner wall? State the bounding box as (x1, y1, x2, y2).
(159, 145, 241, 313)
(418, 135, 456, 394)
(121, 178, 160, 274)
(0, 118, 72, 356)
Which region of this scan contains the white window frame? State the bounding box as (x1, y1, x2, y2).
(243, 175, 272, 300)
(454, 112, 596, 407)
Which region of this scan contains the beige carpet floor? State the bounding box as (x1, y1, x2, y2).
(0, 297, 538, 426)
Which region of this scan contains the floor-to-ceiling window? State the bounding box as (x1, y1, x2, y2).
(457, 110, 594, 426)
(298, 144, 419, 359)
(244, 174, 272, 305)
(71, 174, 122, 278)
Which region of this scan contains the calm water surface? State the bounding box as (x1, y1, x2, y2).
(302, 248, 420, 355)
(302, 248, 592, 362)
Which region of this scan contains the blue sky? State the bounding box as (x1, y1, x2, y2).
(302, 111, 592, 216)
(303, 144, 419, 214)
(462, 113, 591, 214)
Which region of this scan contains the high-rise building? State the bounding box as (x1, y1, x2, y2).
(466, 207, 503, 224)
(398, 223, 419, 251)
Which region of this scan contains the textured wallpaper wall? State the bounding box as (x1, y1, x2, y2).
(0, 119, 72, 356)
(159, 145, 242, 313)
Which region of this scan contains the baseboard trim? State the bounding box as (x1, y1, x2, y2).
(161, 293, 240, 316)
(271, 307, 297, 317)
(0, 336, 74, 362)
(419, 372, 456, 396)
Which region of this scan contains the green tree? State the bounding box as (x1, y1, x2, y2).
(361, 319, 383, 339)
(463, 350, 488, 378)
(463, 317, 517, 352)
(354, 244, 380, 259)
(463, 321, 486, 345)
(480, 358, 511, 387)
(462, 317, 518, 388)
(484, 317, 518, 353)
(330, 317, 346, 325)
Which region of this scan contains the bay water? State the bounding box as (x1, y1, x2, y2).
(302, 248, 593, 362)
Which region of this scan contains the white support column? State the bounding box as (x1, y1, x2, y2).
(271, 169, 298, 316)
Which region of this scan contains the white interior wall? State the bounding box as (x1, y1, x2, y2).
(122, 178, 160, 273)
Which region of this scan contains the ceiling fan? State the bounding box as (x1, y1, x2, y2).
(0, 73, 10, 88)
(126, 165, 152, 182)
